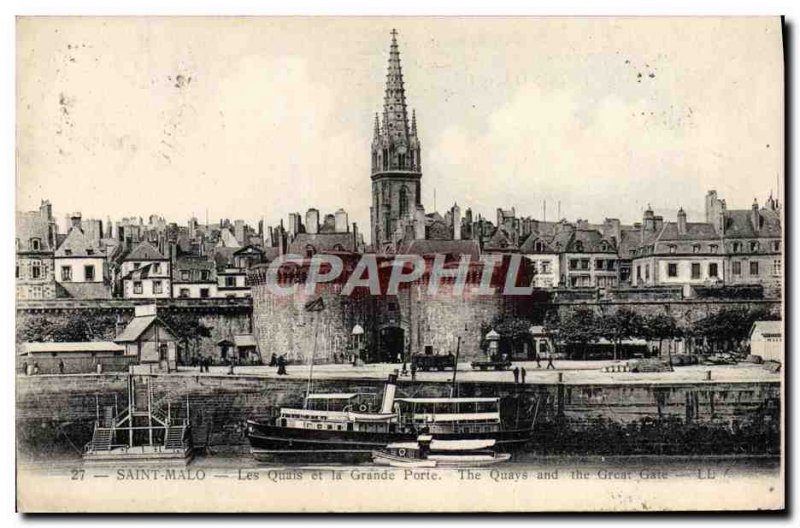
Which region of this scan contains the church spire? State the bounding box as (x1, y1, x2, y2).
(382, 28, 410, 144)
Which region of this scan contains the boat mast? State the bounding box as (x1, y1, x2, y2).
(303, 296, 326, 409)
(450, 336, 461, 398)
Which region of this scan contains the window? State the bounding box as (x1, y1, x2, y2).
(399, 187, 409, 218)
(152, 263, 161, 274)
(772, 241, 781, 252)
(64, 249, 72, 256)
(569, 259, 578, 270)
(30, 238, 41, 251)
(575, 241, 584, 252)
(84, 265, 95, 281)
(749, 261, 759, 276)
(708, 263, 718, 278)
(181, 270, 190, 281)
(750, 241, 759, 253)
(133, 262, 141, 269)
(772, 260, 781, 276)
(179, 288, 190, 298)
(691, 263, 701, 279)
(710, 245, 718, 254)
(669, 245, 676, 254)
(732, 242, 742, 253)
(31, 260, 42, 279)
(225, 276, 236, 287)
(200, 288, 210, 298)
(595, 259, 604, 270)
(692, 244, 701, 254)
(541, 261, 550, 274)
(534, 240, 544, 252)
(636, 265, 642, 280)
(133, 281, 143, 294)
(86, 249, 94, 256)
(732, 261, 742, 275)
(667, 263, 678, 277)
(153, 280, 163, 294)
(645, 264, 650, 280)
(15, 264, 19, 279)
(200, 270, 210, 281)
(61, 266, 72, 281)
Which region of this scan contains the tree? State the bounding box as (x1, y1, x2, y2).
(480, 316, 534, 359)
(554, 308, 600, 360)
(161, 313, 213, 365)
(690, 307, 778, 354)
(642, 313, 679, 359)
(596, 309, 643, 360)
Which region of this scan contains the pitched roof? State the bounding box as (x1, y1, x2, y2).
(750, 320, 782, 337)
(288, 233, 357, 254)
(723, 209, 782, 239)
(124, 240, 167, 261)
(401, 239, 481, 260)
(16, 210, 55, 252)
(115, 315, 175, 342)
(55, 226, 104, 257)
(565, 229, 616, 253)
(657, 222, 719, 242)
(23, 341, 125, 354)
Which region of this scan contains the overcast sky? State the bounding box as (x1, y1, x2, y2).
(17, 17, 783, 234)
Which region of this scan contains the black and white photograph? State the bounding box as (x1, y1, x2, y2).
(13, 15, 785, 513)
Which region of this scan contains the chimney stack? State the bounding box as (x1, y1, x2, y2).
(70, 212, 82, 230)
(677, 208, 687, 235)
(751, 199, 760, 231)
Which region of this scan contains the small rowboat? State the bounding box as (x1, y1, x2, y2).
(372, 436, 511, 468)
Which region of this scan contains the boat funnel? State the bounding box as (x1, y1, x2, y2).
(380, 370, 399, 413)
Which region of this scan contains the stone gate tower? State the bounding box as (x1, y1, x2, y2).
(370, 30, 422, 252)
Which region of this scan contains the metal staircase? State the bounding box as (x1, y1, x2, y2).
(165, 426, 188, 450)
(89, 427, 114, 452)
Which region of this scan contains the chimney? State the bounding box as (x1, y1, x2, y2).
(451, 203, 461, 240)
(751, 199, 760, 231)
(677, 208, 687, 235)
(643, 206, 655, 232)
(306, 209, 320, 235)
(335, 209, 349, 233)
(654, 215, 664, 232)
(352, 222, 358, 251)
(70, 212, 82, 230)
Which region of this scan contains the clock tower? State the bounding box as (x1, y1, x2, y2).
(370, 29, 422, 252)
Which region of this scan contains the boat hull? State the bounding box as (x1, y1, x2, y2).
(246, 420, 532, 463)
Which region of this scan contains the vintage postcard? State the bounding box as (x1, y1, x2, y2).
(15, 16, 784, 512)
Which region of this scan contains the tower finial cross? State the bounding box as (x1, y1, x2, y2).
(391, 28, 398, 38)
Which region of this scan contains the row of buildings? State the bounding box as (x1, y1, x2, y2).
(15, 30, 783, 301)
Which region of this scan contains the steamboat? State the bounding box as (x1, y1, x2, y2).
(245, 372, 535, 463)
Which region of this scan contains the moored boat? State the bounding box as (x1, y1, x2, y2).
(245, 372, 534, 463)
(372, 435, 512, 468)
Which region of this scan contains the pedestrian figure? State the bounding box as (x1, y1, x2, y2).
(546, 352, 555, 370)
(269, 353, 277, 367)
(401, 360, 409, 376)
(535, 351, 542, 368)
(513, 366, 520, 384)
(58, 359, 65, 375)
(277, 355, 287, 376)
(33, 362, 40, 375)
(396, 353, 402, 364)
(410, 362, 417, 381)
(21, 361, 28, 376)
(521, 367, 527, 384)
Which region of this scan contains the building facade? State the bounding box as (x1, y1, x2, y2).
(16, 201, 58, 300)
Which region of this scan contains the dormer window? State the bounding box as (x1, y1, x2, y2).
(772, 241, 781, 252)
(669, 245, 677, 254)
(750, 241, 759, 252)
(64, 249, 72, 256)
(732, 242, 742, 253)
(86, 249, 94, 256)
(534, 240, 544, 252)
(575, 241, 584, 252)
(600, 242, 609, 252)
(30, 238, 41, 251)
(692, 244, 701, 254)
(709, 245, 718, 254)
